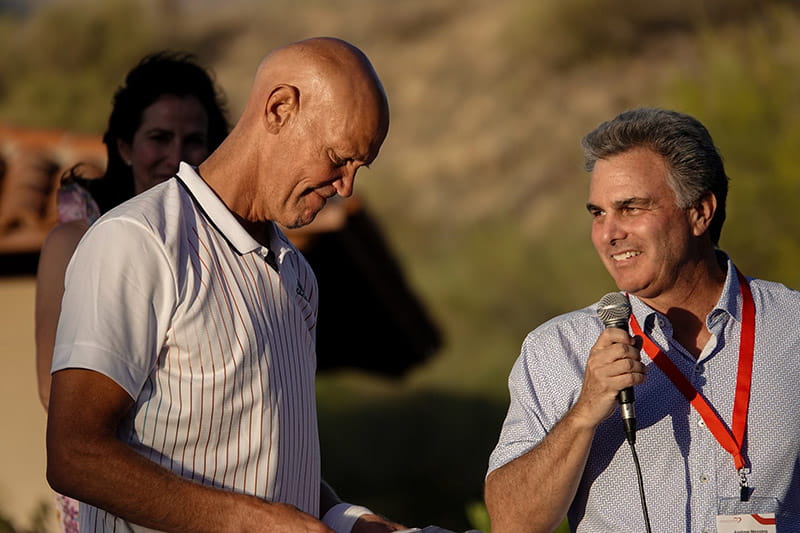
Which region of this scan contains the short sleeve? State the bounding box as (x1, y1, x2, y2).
(52, 216, 177, 399)
(487, 334, 551, 475)
(487, 313, 596, 476)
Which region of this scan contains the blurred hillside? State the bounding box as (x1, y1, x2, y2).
(2, 0, 800, 530)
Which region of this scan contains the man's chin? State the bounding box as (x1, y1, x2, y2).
(283, 211, 319, 230)
(283, 196, 327, 229)
(606, 266, 646, 295)
(610, 276, 642, 296)
(615, 282, 658, 300)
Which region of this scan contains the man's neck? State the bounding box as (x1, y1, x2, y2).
(237, 217, 273, 248)
(199, 146, 275, 248)
(640, 253, 727, 358)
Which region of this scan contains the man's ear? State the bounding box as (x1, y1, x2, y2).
(264, 84, 300, 134)
(690, 191, 717, 237)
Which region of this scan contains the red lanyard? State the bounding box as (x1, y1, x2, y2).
(628, 270, 755, 474)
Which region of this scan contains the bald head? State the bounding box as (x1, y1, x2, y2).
(247, 37, 388, 140)
(204, 37, 390, 229)
(257, 37, 380, 85)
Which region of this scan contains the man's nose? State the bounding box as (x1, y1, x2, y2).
(332, 166, 356, 198)
(600, 213, 626, 245)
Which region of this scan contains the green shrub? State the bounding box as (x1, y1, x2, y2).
(506, 0, 797, 70)
(667, 4, 800, 288)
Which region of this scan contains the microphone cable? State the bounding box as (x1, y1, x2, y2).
(598, 292, 652, 533)
(626, 433, 652, 533)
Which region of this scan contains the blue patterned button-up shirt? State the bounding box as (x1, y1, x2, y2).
(488, 257, 800, 532)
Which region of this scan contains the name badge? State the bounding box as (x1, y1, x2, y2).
(715, 513, 776, 533)
(717, 497, 779, 533)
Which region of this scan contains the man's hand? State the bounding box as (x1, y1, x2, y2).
(573, 327, 645, 428)
(352, 513, 406, 533)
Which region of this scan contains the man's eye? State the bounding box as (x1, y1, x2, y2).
(329, 152, 346, 167)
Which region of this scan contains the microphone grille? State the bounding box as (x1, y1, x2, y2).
(597, 292, 631, 329)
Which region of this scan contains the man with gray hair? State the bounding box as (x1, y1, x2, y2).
(485, 108, 800, 532)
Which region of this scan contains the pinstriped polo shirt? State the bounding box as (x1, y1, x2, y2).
(53, 162, 321, 531)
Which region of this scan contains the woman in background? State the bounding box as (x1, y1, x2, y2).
(34, 50, 229, 532)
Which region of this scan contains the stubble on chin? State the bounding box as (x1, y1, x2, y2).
(606, 266, 639, 295)
(283, 210, 317, 230)
(291, 195, 327, 229)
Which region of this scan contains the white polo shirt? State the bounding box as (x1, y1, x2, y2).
(53, 162, 321, 531)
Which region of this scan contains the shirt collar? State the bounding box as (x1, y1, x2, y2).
(628, 252, 743, 330)
(175, 162, 291, 258)
(711, 252, 745, 325)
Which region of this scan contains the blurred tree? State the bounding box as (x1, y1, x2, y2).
(0, 0, 183, 132)
(669, 4, 800, 287)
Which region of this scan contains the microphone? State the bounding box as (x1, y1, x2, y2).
(597, 292, 636, 444)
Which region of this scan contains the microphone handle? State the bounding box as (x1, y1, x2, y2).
(597, 295, 637, 443)
(618, 386, 634, 405)
(618, 387, 636, 444)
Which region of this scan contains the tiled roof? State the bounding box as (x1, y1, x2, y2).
(0, 123, 105, 253)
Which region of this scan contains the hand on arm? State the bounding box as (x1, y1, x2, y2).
(485, 328, 646, 533)
(47, 368, 333, 533)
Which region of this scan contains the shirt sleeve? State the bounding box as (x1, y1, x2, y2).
(487, 314, 597, 476)
(52, 216, 177, 399)
(487, 332, 551, 475)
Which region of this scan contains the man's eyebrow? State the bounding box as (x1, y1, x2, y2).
(614, 196, 653, 208)
(585, 197, 653, 212)
(614, 197, 637, 208)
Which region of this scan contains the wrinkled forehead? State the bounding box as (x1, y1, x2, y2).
(587, 147, 676, 203)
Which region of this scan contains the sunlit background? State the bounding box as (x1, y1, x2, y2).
(2, 0, 799, 531)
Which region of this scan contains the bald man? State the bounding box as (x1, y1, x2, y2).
(46, 38, 397, 533)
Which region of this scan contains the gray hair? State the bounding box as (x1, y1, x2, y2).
(581, 108, 729, 245)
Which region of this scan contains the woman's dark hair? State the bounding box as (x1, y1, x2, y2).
(65, 51, 230, 213)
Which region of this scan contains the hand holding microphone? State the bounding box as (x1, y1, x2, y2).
(597, 292, 637, 444)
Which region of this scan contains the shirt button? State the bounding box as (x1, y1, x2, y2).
(658, 318, 666, 327)
(698, 419, 705, 427)
(700, 474, 709, 483)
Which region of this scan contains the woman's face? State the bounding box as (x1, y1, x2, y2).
(118, 94, 210, 194)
